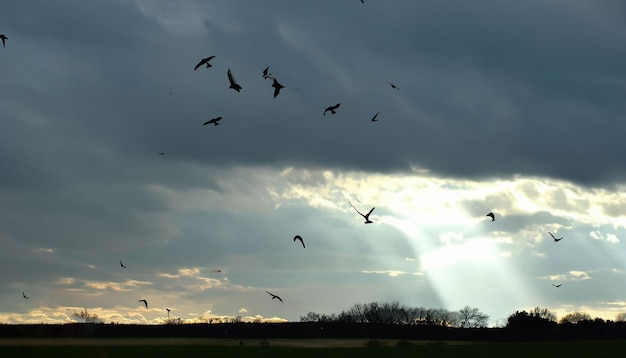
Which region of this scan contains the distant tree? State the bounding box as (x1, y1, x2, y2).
(531, 307, 557, 322)
(559, 312, 592, 324)
(506, 307, 557, 328)
(300, 312, 321, 322)
(615, 312, 626, 322)
(72, 308, 102, 324)
(164, 317, 184, 325)
(455, 306, 489, 328)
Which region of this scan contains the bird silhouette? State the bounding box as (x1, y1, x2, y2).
(293, 235, 305, 248)
(227, 68, 242, 92)
(120, 260, 126, 268)
(350, 202, 375, 224)
(386, 81, 399, 90)
(262, 66, 273, 80)
(211, 269, 222, 273)
(265, 291, 284, 303)
(139, 299, 148, 308)
(553, 283, 562, 287)
(323, 103, 341, 115)
(194, 56, 215, 71)
(272, 78, 285, 98)
(549, 232, 563, 242)
(157, 152, 165, 156)
(486, 212, 495, 221)
(203, 116, 222, 126)
(22, 291, 29, 299)
(371, 112, 380, 122)
(0, 34, 7, 48)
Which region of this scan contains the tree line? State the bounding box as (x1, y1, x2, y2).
(299, 301, 489, 328)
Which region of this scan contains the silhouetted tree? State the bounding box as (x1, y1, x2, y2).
(455, 306, 489, 328)
(300, 312, 321, 322)
(531, 307, 557, 322)
(72, 308, 102, 324)
(559, 312, 592, 324)
(164, 317, 184, 325)
(615, 312, 626, 322)
(506, 307, 557, 328)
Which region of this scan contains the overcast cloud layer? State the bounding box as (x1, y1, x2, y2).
(1, 0, 626, 326)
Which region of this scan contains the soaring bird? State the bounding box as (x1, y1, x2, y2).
(0, 34, 7, 48)
(262, 66, 273, 80)
(350, 202, 375, 224)
(293, 235, 305, 248)
(272, 78, 285, 98)
(553, 283, 562, 288)
(323, 103, 341, 115)
(194, 56, 215, 70)
(22, 291, 29, 299)
(157, 152, 165, 156)
(211, 269, 222, 273)
(371, 112, 380, 122)
(120, 260, 126, 268)
(549, 232, 563, 242)
(139, 299, 148, 308)
(486, 212, 495, 221)
(386, 81, 399, 90)
(227, 68, 242, 92)
(265, 291, 284, 303)
(203, 116, 222, 126)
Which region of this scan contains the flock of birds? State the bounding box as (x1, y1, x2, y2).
(4, 19, 395, 319)
(4, 0, 567, 323)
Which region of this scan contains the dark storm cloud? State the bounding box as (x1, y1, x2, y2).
(1, 1, 625, 187)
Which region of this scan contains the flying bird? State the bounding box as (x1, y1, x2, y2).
(371, 112, 380, 122)
(265, 291, 284, 303)
(120, 260, 126, 268)
(386, 81, 399, 90)
(323, 103, 341, 115)
(553, 283, 562, 288)
(293, 235, 305, 248)
(211, 269, 222, 273)
(350, 202, 375, 224)
(262, 66, 273, 79)
(272, 78, 285, 98)
(227, 68, 242, 92)
(0, 34, 7, 48)
(194, 56, 215, 71)
(138, 299, 148, 308)
(22, 291, 29, 299)
(486, 212, 495, 221)
(549, 232, 563, 242)
(203, 116, 222, 126)
(157, 152, 165, 156)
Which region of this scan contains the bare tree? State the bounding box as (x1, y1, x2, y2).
(615, 312, 626, 322)
(72, 308, 102, 324)
(456, 306, 489, 328)
(559, 312, 592, 324)
(164, 317, 184, 325)
(531, 307, 557, 322)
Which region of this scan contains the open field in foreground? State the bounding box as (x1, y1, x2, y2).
(1, 338, 626, 358)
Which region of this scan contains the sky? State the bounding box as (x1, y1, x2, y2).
(1, 0, 626, 326)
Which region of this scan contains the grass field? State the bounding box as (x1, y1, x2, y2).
(1, 338, 625, 358)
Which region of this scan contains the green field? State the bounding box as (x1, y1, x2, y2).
(1, 338, 625, 358)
